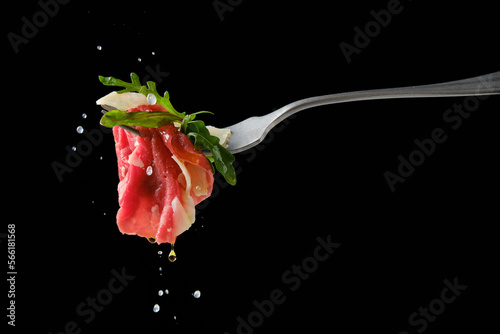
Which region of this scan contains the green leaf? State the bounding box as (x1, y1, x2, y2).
(99, 73, 142, 94)
(180, 111, 214, 135)
(100, 110, 181, 128)
(145, 81, 184, 118)
(186, 121, 236, 185)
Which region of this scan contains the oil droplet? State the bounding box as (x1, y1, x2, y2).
(158, 290, 163, 296)
(193, 290, 201, 298)
(168, 244, 177, 262)
(148, 237, 156, 244)
(76, 126, 84, 134)
(97, 45, 102, 50)
(147, 93, 157, 105)
(153, 304, 160, 313)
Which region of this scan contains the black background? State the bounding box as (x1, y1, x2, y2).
(5, 0, 499, 333)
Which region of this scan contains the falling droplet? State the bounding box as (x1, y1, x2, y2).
(97, 45, 102, 51)
(165, 289, 169, 295)
(168, 244, 177, 262)
(76, 126, 84, 134)
(153, 304, 160, 313)
(72, 146, 77, 151)
(158, 290, 164, 297)
(193, 290, 201, 299)
(138, 58, 142, 62)
(82, 113, 87, 119)
(158, 250, 163, 256)
(146, 166, 153, 176)
(152, 51, 156, 55)
(148, 237, 156, 244)
(159, 267, 162, 272)
(147, 93, 157, 105)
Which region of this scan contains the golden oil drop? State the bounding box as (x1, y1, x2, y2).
(168, 244, 177, 262)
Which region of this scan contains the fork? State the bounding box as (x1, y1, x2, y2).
(224, 71, 500, 154)
(102, 71, 500, 154)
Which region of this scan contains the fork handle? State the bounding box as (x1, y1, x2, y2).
(265, 71, 500, 130)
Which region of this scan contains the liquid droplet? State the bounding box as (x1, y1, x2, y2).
(148, 237, 156, 244)
(193, 290, 201, 299)
(138, 57, 142, 62)
(159, 267, 162, 272)
(146, 166, 153, 176)
(147, 93, 157, 105)
(97, 45, 102, 50)
(168, 244, 177, 262)
(152, 51, 156, 55)
(76, 126, 84, 134)
(158, 290, 164, 296)
(153, 304, 160, 313)
(165, 289, 169, 295)
(82, 113, 87, 119)
(158, 250, 163, 256)
(72, 146, 76, 151)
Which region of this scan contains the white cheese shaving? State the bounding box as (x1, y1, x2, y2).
(96, 92, 147, 110)
(206, 126, 232, 148)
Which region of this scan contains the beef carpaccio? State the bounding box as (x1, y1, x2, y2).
(98, 93, 214, 245)
(114, 121, 214, 244)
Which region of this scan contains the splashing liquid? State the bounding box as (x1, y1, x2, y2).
(168, 244, 177, 262)
(153, 304, 160, 313)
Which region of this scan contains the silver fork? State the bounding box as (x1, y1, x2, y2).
(102, 71, 500, 154)
(224, 71, 500, 154)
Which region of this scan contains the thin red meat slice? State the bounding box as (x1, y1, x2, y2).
(112, 106, 214, 245)
(159, 124, 214, 205)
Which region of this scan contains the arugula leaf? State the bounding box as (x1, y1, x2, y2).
(101, 110, 182, 128)
(181, 111, 213, 134)
(99, 72, 142, 93)
(186, 120, 236, 186)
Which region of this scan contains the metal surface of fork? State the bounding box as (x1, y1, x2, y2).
(224, 71, 500, 154)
